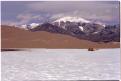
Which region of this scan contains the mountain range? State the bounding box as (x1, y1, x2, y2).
(20, 16, 120, 42)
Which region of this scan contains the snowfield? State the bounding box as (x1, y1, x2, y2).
(1, 49, 120, 81)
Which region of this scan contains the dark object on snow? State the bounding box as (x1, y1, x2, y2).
(88, 48, 97, 51)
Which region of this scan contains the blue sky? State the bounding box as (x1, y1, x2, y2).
(1, 1, 120, 26)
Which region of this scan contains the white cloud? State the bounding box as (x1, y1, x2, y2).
(26, 1, 119, 23)
(16, 13, 46, 25)
(2, 13, 43, 26)
(1, 1, 119, 25)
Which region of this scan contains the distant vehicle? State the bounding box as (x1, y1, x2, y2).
(88, 48, 98, 51)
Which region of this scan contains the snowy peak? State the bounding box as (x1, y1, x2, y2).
(21, 23, 40, 30)
(54, 16, 90, 23)
(30, 23, 40, 28)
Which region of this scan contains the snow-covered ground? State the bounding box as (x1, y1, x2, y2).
(1, 49, 120, 81)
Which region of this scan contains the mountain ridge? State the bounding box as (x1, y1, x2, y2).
(2, 16, 120, 43)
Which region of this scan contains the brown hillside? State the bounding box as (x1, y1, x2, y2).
(1, 25, 120, 48)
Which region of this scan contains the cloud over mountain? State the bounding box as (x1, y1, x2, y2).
(1, 1, 119, 25)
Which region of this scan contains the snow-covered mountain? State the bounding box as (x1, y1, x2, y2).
(19, 16, 119, 42)
(21, 16, 105, 30)
(52, 16, 106, 32)
(54, 16, 90, 23)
